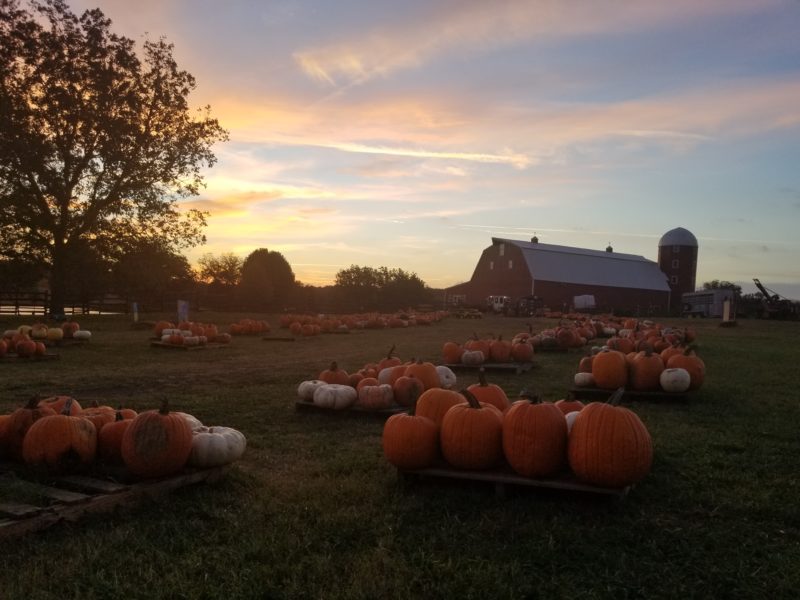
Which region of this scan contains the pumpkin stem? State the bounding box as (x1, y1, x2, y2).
(459, 388, 482, 410)
(477, 368, 489, 387)
(518, 389, 540, 404)
(158, 399, 170, 415)
(385, 344, 396, 359)
(61, 398, 73, 415)
(114, 410, 124, 422)
(607, 387, 626, 406)
(329, 361, 338, 371)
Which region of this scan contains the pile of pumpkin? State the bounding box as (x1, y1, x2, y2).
(228, 318, 271, 336)
(154, 320, 231, 346)
(442, 330, 534, 366)
(2, 321, 91, 358)
(280, 311, 448, 334)
(0, 395, 246, 476)
(383, 385, 652, 489)
(573, 325, 705, 393)
(297, 347, 458, 411)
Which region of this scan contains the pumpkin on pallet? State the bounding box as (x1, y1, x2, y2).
(568, 388, 653, 488)
(502, 393, 567, 478)
(22, 399, 97, 470)
(382, 393, 438, 470)
(121, 400, 193, 478)
(187, 426, 247, 468)
(440, 389, 503, 470)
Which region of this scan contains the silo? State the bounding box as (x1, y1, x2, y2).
(658, 227, 698, 313)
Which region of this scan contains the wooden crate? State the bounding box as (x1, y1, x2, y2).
(0, 464, 229, 539)
(397, 464, 630, 500)
(569, 387, 689, 402)
(294, 399, 408, 418)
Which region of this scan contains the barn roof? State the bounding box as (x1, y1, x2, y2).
(494, 237, 670, 291)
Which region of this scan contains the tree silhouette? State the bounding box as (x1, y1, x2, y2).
(0, 0, 227, 315)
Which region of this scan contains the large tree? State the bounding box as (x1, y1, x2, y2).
(239, 248, 295, 310)
(334, 265, 431, 311)
(0, 0, 228, 314)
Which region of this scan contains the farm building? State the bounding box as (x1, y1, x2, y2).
(445, 228, 698, 316)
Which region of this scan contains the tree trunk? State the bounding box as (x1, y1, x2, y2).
(48, 243, 67, 319)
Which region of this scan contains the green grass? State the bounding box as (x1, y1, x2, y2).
(1, 312, 799, 599)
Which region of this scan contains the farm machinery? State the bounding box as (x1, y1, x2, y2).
(753, 278, 799, 320)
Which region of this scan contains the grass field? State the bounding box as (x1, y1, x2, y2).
(1, 312, 799, 599)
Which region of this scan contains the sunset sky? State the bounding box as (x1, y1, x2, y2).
(70, 0, 800, 298)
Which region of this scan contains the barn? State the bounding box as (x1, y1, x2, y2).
(443, 231, 696, 316)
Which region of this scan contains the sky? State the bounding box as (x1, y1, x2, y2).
(68, 0, 800, 298)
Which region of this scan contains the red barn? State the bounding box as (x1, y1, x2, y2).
(444, 235, 677, 315)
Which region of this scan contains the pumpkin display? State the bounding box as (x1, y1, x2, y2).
(121, 400, 194, 478)
(382, 395, 438, 470)
(356, 384, 395, 411)
(465, 369, 510, 412)
(568, 388, 653, 488)
(61, 320, 80, 338)
(659, 368, 691, 393)
(312, 384, 358, 410)
(22, 399, 97, 469)
(46, 327, 64, 341)
(187, 426, 247, 468)
(80, 402, 117, 431)
(510, 340, 534, 363)
(0, 397, 57, 460)
(488, 336, 512, 363)
(440, 389, 504, 470)
(502, 394, 567, 478)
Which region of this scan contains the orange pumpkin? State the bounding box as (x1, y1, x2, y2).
(403, 359, 440, 391)
(466, 369, 510, 412)
(666, 349, 705, 390)
(629, 346, 665, 391)
(440, 390, 503, 470)
(502, 394, 567, 478)
(415, 388, 465, 432)
(38, 395, 82, 415)
(568, 388, 653, 488)
(121, 400, 193, 478)
(21, 399, 97, 469)
(97, 411, 134, 464)
(319, 361, 350, 385)
(0, 397, 57, 460)
(382, 395, 438, 470)
(591, 349, 628, 389)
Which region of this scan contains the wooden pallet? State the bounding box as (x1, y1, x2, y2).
(569, 387, 689, 402)
(149, 341, 229, 351)
(397, 464, 629, 499)
(262, 335, 296, 342)
(44, 338, 88, 347)
(294, 400, 408, 417)
(0, 465, 228, 539)
(444, 361, 534, 374)
(0, 352, 60, 362)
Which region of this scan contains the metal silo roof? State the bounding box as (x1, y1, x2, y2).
(658, 227, 698, 247)
(495, 238, 670, 291)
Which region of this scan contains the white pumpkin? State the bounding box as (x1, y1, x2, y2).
(377, 367, 395, 385)
(565, 410, 581, 434)
(3, 330, 17, 340)
(297, 379, 328, 401)
(30, 324, 48, 339)
(602, 327, 617, 337)
(435, 365, 457, 389)
(188, 426, 247, 468)
(660, 368, 691, 393)
(72, 329, 92, 342)
(312, 383, 357, 410)
(183, 336, 200, 347)
(174, 411, 204, 431)
(461, 349, 485, 366)
(573, 372, 595, 388)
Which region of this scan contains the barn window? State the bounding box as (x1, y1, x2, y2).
(508, 259, 513, 269)
(673, 245, 680, 253)
(489, 261, 494, 270)
(672, 259, 679, 269)
(670, 275, 678, 284)
(499, 243, 505, 256)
